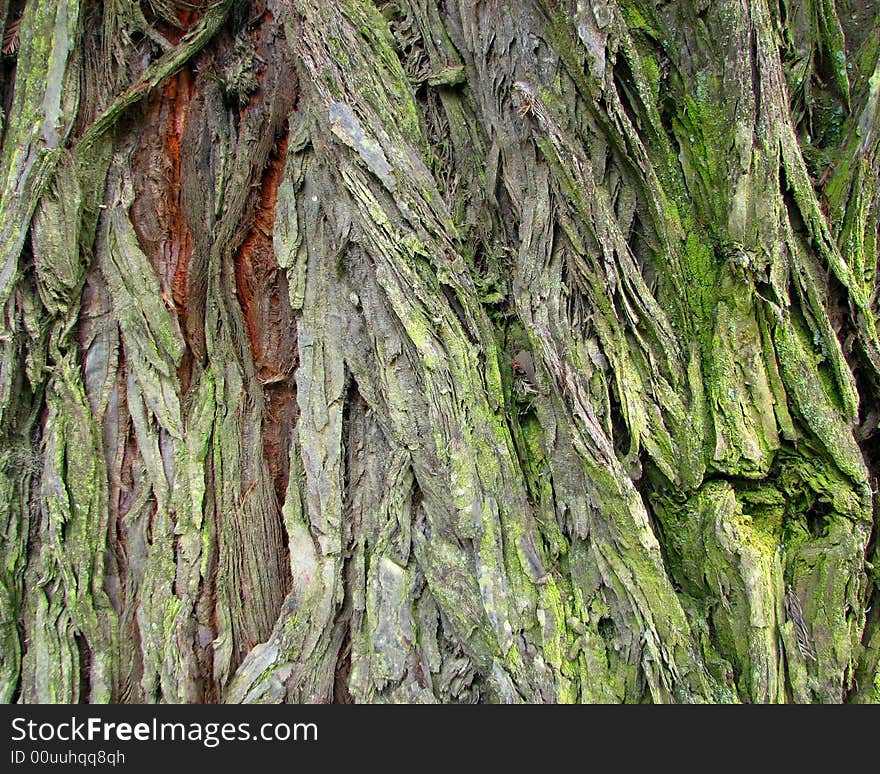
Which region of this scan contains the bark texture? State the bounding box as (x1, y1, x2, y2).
(0, 0, 878, 704)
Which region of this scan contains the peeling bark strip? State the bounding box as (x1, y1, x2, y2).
(0, 0, 878, 704)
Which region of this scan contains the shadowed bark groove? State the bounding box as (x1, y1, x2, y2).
(0, 0, 877, 703)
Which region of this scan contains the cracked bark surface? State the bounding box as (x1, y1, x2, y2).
(0, 0, 878, 703)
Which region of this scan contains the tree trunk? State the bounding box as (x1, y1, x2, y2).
(0, 0, 878, 704)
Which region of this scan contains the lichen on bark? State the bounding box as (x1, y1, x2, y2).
(0, 0, 878, 703)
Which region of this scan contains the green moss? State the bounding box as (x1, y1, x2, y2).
(619, 1, 657, 36)
(774, 315, 868, 486)
(817, 0, 851, 105)
(328, 36, 350, 68)
(640, 52, 661, 102)
(673, 84, 734, 230)
(0, 0, 81, 309)
(681, 229, 717, 320)
(338, 0, 422, 146)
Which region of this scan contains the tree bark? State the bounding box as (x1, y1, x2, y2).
(0, 0, 878, 704)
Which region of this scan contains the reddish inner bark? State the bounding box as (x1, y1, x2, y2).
(234, 129, 297, 507)
(130, 67, 196, 391)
